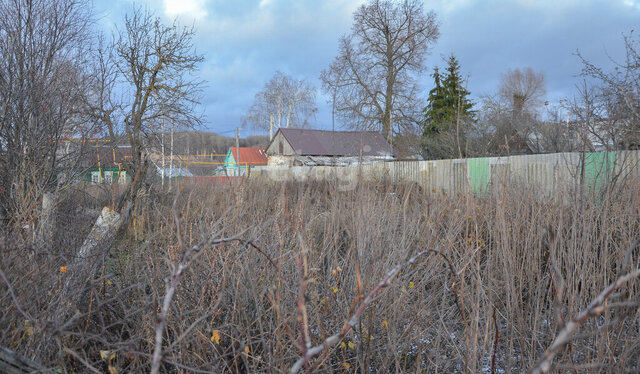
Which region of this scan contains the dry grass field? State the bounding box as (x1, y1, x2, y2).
(1, 178, 639, 373)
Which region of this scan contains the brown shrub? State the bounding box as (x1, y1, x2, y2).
(1, 178, 639, 373)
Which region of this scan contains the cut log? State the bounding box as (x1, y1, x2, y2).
(59, 206, 123, 314)
(0, 346, 54, 374)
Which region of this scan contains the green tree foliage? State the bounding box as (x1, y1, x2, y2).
(421, 54, 474, 158)
(422, 67, 448, 135)
(423, 54, 473, 135)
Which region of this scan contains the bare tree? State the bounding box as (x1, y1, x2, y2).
(105, 7, 204, 211)
(244, 71, 316, 140)
(468, 68, 547, 156)
(578, 34, 640, 150)
(48, 6, 205, 331)
(560, 81, 625, 152)
(499, 67, 546, 116)
(0, 0, 93, 226)
(470, 94, 534, 156)
(320, 0, 439, 142)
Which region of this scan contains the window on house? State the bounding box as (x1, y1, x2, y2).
(278, 141, 283, 155)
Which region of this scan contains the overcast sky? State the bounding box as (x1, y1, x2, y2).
(93, 0, 640, 136)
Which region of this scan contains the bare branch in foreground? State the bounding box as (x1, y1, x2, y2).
(491, 307, 499, 374)
(289, 245, 453, 374)
(149, 235, 276, 374)
(295, 234, 312, 374)
(0, 268, 32, 322)
(528, 267, 640, 374)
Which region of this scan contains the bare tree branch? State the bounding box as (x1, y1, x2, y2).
(528, 267, 640, 374)
(244, 72, 317, 140)
(289, 245, 457, 374)
(320, 0, 439, 142)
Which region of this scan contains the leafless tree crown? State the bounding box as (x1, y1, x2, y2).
(577, 33, 640, 150)
(244, 71, 317, 139)
(320, 0, 439, 142)
(0, 0, 93, 223)
(498, 67, 547, 116)
(107, 7, 204, 209)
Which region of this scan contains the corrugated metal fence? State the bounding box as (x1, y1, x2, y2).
(251, 150, 640, 196)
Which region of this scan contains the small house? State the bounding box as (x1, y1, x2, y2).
(265, 128, 394, 166)
(83, 146, 132, 185)
(224, 147, 268, 176)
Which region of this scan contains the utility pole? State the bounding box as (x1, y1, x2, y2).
(236, 127, 241, 177)
(169, 121, 174, 190)
(332, 86, 336, 165)
(161, 116, 165, 187)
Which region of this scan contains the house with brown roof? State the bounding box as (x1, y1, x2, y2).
(82, 146, 132, 184)
(265, 128, 394, 166)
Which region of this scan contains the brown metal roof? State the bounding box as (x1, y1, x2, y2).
(90, 146, 132, 168)
(275, 128, 394, 157)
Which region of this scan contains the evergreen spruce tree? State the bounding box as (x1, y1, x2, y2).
(443, 54, 474, 123)
(422, 67, 449, 135)
(421, 54, 474, 158)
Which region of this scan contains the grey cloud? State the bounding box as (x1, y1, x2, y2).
(94, 0, 640, 134)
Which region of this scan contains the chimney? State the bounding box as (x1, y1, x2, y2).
(513, 94, 525, 117)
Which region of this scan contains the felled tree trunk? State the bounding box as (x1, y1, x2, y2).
(57, 203, 131, 317)
(56, 158, 143, 317)
(0, 346, 54, 374)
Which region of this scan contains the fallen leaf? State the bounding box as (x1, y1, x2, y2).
(211, 330, 221, 345)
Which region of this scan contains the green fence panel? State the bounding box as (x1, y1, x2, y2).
(468, 157, 490, 195)
(583, 152, 616, 194)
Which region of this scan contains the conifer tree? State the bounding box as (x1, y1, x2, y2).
(421, 54, 474, 159)
(443, 54, 474, 121)
(422, 67, 448, 135)
(422, 54, 473, 136)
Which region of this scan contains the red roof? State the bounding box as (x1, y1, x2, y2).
(230, 147, 268, 165)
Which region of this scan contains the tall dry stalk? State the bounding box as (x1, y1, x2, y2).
(0, 179, 638, 372)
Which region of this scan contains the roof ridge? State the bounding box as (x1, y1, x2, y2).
(281, 128, 380, 134)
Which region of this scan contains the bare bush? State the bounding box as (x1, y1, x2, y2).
(0, 0, 94, 226)
(1, 178, 639, 372)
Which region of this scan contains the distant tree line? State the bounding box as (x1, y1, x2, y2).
(167, 131, 269, 156)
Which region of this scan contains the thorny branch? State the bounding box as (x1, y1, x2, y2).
(528, 267, 640, 374)
(149, 234, 276, 374)
(0, 267, 32, 323)
(289, 245, 459, 374)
